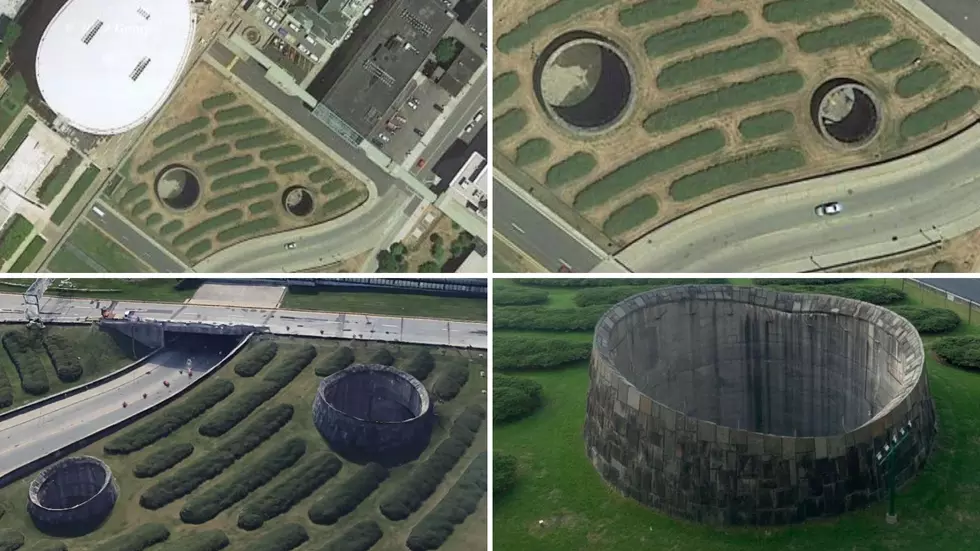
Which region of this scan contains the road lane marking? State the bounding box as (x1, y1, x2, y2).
(511, 223, 525, 234)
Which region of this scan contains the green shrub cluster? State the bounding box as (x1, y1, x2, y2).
(204, 182, 277, 212)
(104, 379, 235, 454)
(202, 92, 237, 109)
(0, 117, 34, 170)
(619, 0, 696, 27)
(308, 463, 388, 525)
(216, 216, 279, 243)
(205, 155, 253, 176)
(754, 278, 865, 285)
(50, 165, 100, 225)
(797, 16, 892, 53)
(160, 220, 184, 235)
(193, 143, 232, 162)
(41, 331, 84, 382)
(155, 529, 229, 551)
(544, 152, 596, 188)
(0, 530, 23, 551)
(492, 108, 527, 143)
(888, 306, 960, 334)
(234, 341, 279, 377)
(199, 345, 315, 437)
(238, 450, 342, 530)
(514, 138, 552, 166)
(603, 195, 659, 236)
(493, 452, 518, 496)
(323, 189, 366, 216)
(432, 363, 469, 400)
(870, 39, 922, 72)
(404, 349, 435, 381)
(215, 105, 255, 122)
(275, 156, 318, 174)
(573, 286, 648, 306)
(738, 110, 795, 139)
(0, 361, 14, 407)
(102, 523, 170, 551)
(370, 348, 395, 366)
(260, 144, 303, 161)
(172, 210, 244, 246)
(669, 147, 806, 201)
(493, 72, 520, 104)
(187, 240, 212, 259)
(762, 0, 855, 23)
(180, 437, 307, 524)
(521, 278, 726, 288)
(574, 129, 725, 210)
(379, 405, 485, 520)
(213, 118, 270, 138)
(27, 541, 66, 551)
(320, 521, 382, 551)
(1, 330, 49, 395)
(645, 12, 749, 57)
(120, 183, 147, 205)
(769, 284, 906, 305)
(657, 38, 783, 89)
(249, 200, 274, 214)
(8, 234, 45, 273)
(494, 305, 606, 332)
(314, 346, 355, 377)
(133, 442, 194, 478)
(241, 523, 308, 551)
(493, 285, 549, 306)
(0, 214, 33, 264)
(496, 0, 605, 52)
(900, 87, 980, 138)
(895, 62, 948, 98)
(310, 167, 334, 182)
(140, 403, 294, 509)
(406, 453, 487, 551)
(152, 117, 210, 147)
(319, 180, 345, 195)
(235, 131, 283, 149)
(136, 134, 208, 173)
(494, 375, 543, 423)
(36, 150, 82, 205)
(934, 336, 980, 370)
(495, 335, 590, 370)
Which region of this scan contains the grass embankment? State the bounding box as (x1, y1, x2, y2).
(281, 287, 487, 321)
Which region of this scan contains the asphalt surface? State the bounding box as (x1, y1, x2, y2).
(493, 178, 601, 271)
(413, 70, 487, 176)
(920, 0, 980, 44)
(85, 202, 187, 273)
(913, 279, 980, 303)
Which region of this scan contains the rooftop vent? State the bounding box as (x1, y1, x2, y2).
(137, 7, 151, 20)
(81, 20, 103, 45)
(130, 57, 151, 81)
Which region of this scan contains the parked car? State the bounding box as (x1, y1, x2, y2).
(464, 123, 474, 134)
(814, 201, 842, 216)
(413, 127, 425, 137)
(377, 133, 390, 143)
(472, 110, 484, 122)
(285, 242, 297, 250)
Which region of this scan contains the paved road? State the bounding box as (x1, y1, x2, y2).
(919, 0, 980, 45)
(913, 279, 980, 303)
(413, 70, 487, 175)
(85, 202, 187, 273)
(494, 178, 601, 272)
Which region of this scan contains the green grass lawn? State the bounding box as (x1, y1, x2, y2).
(282, 288, 487, 321)
(494, 278, 980, 551)
(53, 222, 151, 273)
(0, 278, 194, 303)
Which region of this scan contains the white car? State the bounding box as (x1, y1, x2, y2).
(814, 202, 842, 216)
(472, 110, 483, 122)
(464, 123, 474, 133)
(264, 16, 277, 29)
(285, 242, 297, 250)
(378, 133, 390, 143)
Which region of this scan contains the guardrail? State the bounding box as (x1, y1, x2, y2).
(906, 279, 980, 324)
(0, 334, 253, 489)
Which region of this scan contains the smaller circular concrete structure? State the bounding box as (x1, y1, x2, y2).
(314, 364, 432, 465)
(28, 456, 118, 535)
(811, 78, 883, 148)
(534, 31, 636, 135)
(155, 165, 201, 211)
(283, 186, 315, 217)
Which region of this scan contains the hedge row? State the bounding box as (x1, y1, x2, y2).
(754, 278, 865, 286)
(404, 350, 435, 381)
(573, 282, 726, 307)
(105, 379, 235, 454)
(180, 437, 308, 524)
(934, 336, 980, 370)
(769, 284, 906, 305)
(133, 442, 194, 478)
(241, 523, 308, 551)
(406, 452, 487, 551)
(211, 167, 270, 191)
(275, 156, 318, 174)
(235, 131, 283, 150)
(889, 306, 960, 334)
(205, 155, 253, 176)
(518, 278, 726, 288)
(432, 363, 469, 401)
(495, 335, 591, 371)
(139, 403, 294, 509)
(371, 348, 395, 366)
(603, 194, 658, 236)
(198, 345, 316, 437)
(380, 405, 485, 520)
(0, 365, 12, 407)
(102, 524, 170, 551)
(27, 541, 67, 551)
(494, 305, 606, 332)
(619, 0, 696, 27)
(308, 462, 389, 525)
(215, 216, 278, 243)
(545, 152, 596, 188)
(50, 165, 100, 225)
(1, 330, 49, 395)
(493, 286, 549, 306)
(152, 117, 209, 147)
(155, 530, 229, 551)
(41, 332, 84, 382)
(213, 118, 269, 138)
(233, 341, 279, 377)
(136, 134, 207, 173)
(238, 450, 343, 530)
(493, 452, 518, 497)
(315, 346, 355, 377)
(320, 521, 382, 551)
(202, 92, 237, 109)
(0, 530, 23, 551)
(494, 375, 543, 423)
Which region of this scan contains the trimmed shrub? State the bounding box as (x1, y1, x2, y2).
(494, 452, 518, 497)
(432, 363, 469, 400)
(187, 240, 212, 259)
(214, 104, 255, 122)
(495, 335, 591, 371)
(406, 453, 487, 551)
(379, 406, 485, 520)
(370, 348, 395, 366)
(315, 346, 355, 377)
(545, 152, 596, 188)
(762, 0, 854, 23)
(152, 117, 209, 147)
(604, 194, 659, 236)
(216, 216, 279, 242)
(669, 148, 806, 201)
(519, 278, 725, 288)
(320, 521, 382, 551)
(36, 150, 83, 205)
(496, 0, 607, 53)
(140, 404, 294, 509)
(310, 167, 334, 182)
(241, 523, 308, 551)
(235, 131, 284, 149)
(260, 144, 303, 161)
(101, 523, 170, 551)
(26, 541, 66, 551)
(105, 379, 235, 454)
(895, 62, 948, 98)
(0, 530, 23, 551)
(180, 438, 308, 524)
(493, 286, 548, 306)
(308, 463, 388, 525)
(645, 11, 749, 57)
(263, 345, 318, 387)
(797, 16, 892, 53)
(275, 156, 318, 174)
(238, 451, 343, 530)
(202, 92, 237, 109)
(870, 39, 922, 72)
(193, 143, 232, 162)
(770, 284, 906, 305)
(0, 364, 14, 408)
(41, 331, 84, 382)
(205, 155, 253, 176)
(213, 118, 269, 138)
(133, 442, 194, 478)
(738, 110, 795, 139)
(136, 134, 207, 173)
(493, 72, 520, 104)
(492, 108, 527, 142)
(204, 182, 277, 212)
(754, 278, 865, 286)
(657, 38, 783, 89)
(900, 87, 980, 139)
(514, 138, 552, 166)
(155, 530, 229, 551)
(619, 0, 696, 27)
(234, 341, 279, 377)
(889, 306, 960, 334)
(2, 330, 49, 395)
(494, 375, 543, 423)
(934, 336, 980, 370)
(172, 210, 244, 246)
(404, 349, 435, 381)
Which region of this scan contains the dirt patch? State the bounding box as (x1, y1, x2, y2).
(838, 227, 980, 273)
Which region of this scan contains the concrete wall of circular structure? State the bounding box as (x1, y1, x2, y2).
(584, 285, 936, 526)
(28, 456, 119, 534)
(314, 364, 432, 465)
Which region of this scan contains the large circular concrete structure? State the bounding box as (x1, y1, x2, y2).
(810, 78, 883, 148)
(534, 31, 636, 136)
(35, 0, 195, 135)
(28, 456, 118, 535)
(155, 164, 201, 211)
(314, 364, 432, 465)
(585, 285, 936, 526)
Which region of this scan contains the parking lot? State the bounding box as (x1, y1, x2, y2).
(370, 79, 451, 164)
(261, 35, 315, 81)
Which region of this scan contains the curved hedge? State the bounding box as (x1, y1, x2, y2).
(308, 463, 389, 525)
(133, 442, 195, 478)
(493, 452, 518, 497)
(242, 523, 309, 551)
(494, 305, 605, 332)
(0, 530, 23, 551)
(754, 278, 865, 286)
(156, 530, 229, 551)
(140, 404, 294, 510)
(238, 450, 342, 530)
(370, 348, 395, 366)
(234, 341, 279, 377)
(934, 336, 980, 370)
(771, 284, 906, 305)
(888, 306, 960, 334)
(404, 350, 435, 381)
(493, 286, 549, 306)
(495, 335, 591, 371)
(320, 521, 382, 551)
(494, 375, 543, 423)
(180, 437, 307, 524)
(432, 363, 469, 401)
(406, 452, 487, 551)
(27, 541, 67, 551)
(1, 330, 49, 395)
(0, 364, 13, 408)
(102, 524, 170, 551)
(105, 379, 235, 454)
(42, 332, 84, 382)
(314, 346, 355, 377)
(380, 405, 484, 520)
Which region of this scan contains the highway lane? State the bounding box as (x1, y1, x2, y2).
(919, 0, 980, 45)
(85, 202, 188, 273)
(493, 178, 601, 272)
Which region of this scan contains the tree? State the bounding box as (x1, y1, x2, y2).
(434, 38, 462, 65)
(450, 232, 475, 258)
(418, 261, 440, 273)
